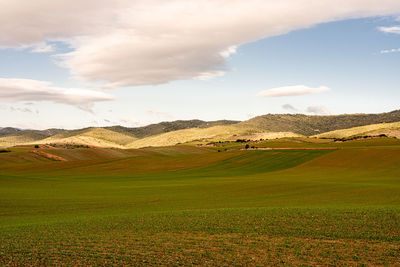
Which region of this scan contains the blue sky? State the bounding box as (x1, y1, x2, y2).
(0, 1, 400, 129)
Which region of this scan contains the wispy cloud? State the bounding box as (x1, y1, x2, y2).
(2, 1, 400, 87)
(282, 104, 300, 113)
(306, 106, 332, 115)
(380, 48, 400, 54)
(1, 105, 40, 115)
(10, 107, 33, 113)
(0, 78, 114, 112)
(378, 25, 400, 34)
(257, 85, 330, 97)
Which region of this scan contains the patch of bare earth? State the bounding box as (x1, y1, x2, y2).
(30, 150, 67, 161)
(1, 232, 399, 266)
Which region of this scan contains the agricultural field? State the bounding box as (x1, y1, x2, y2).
(0, 138, 399, 265)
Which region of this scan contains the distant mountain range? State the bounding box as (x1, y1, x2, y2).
(1, 110, 399, 148)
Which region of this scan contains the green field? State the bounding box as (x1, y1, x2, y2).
(0, 139, 399, 265)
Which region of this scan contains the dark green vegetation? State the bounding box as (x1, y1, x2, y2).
(0, 138, 399, 265)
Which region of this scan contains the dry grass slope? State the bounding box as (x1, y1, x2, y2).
(314, 122, 400, 139)
(127, 124, 302, 148)
(37, 128, 137, 148)
(2, 110, 400, 148)
(241, 110, 400, 136)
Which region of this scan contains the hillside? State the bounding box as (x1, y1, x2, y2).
(106, 119, 239, 138)
(0, 120, 237, 148)
(314, 121, 400, 139)
(38, 128, 137, 148)
(127, 124, 302, 148)
(1, 110, 400, 148)
(240, 110, 400, 136)
(0, 128, 65, 147)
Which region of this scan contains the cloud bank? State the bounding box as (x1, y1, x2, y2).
(0, 78, 114, 112)
(1, 0, 400, 87)
(257, 85, 330, 97)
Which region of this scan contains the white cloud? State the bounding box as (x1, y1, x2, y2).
(2, 1, 400, 87)
(306, 105, 332, 115)
(0, 78, 114, 112)
(282, 104, 300, 113)
(378, 25, 400, 34)
(257, 85, 330, 97)
(380, 48, 400, 54)
(31, 43, 55, 53)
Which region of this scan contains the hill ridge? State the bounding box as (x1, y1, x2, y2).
(1, 110, 400, 148)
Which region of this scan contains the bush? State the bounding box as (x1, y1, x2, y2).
(245, 144, 250, 149)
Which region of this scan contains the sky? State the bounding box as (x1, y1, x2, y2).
(0, 0, 400, 129)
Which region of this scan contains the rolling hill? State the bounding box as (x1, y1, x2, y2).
(106, 119, 239, 139)
(126, 125, 302, 148)
(36, 127, 137, 148)
(314, 121, 400, 139)
(1, 110, 400, 148)
(239, 110, 400, 136)
(0, 128, 65, 147)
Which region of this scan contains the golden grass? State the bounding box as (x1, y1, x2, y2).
(36, 128, 137, 148)
(313, 122, 400, 139)
(126, 124, 302, 148)
(0, 125, 301, 149)
(0, 135, 40, 148)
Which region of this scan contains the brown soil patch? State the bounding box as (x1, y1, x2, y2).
(30, 150, 67, 161)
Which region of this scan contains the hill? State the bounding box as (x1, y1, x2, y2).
(126, 110, 400, 148)
(240, 110, 400, 136)
(1, 110, 400, 148)
(106, 119, 239, 138)
(314, 121, 400, 139)
(37, 127, 137, 148)
(38, 120, 239, 148)
(0, 128, 65, 147)
(0, 120, 237, 148)
(126, 124, 302, 148)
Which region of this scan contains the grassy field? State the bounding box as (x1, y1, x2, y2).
(0, 138, 399, 265)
